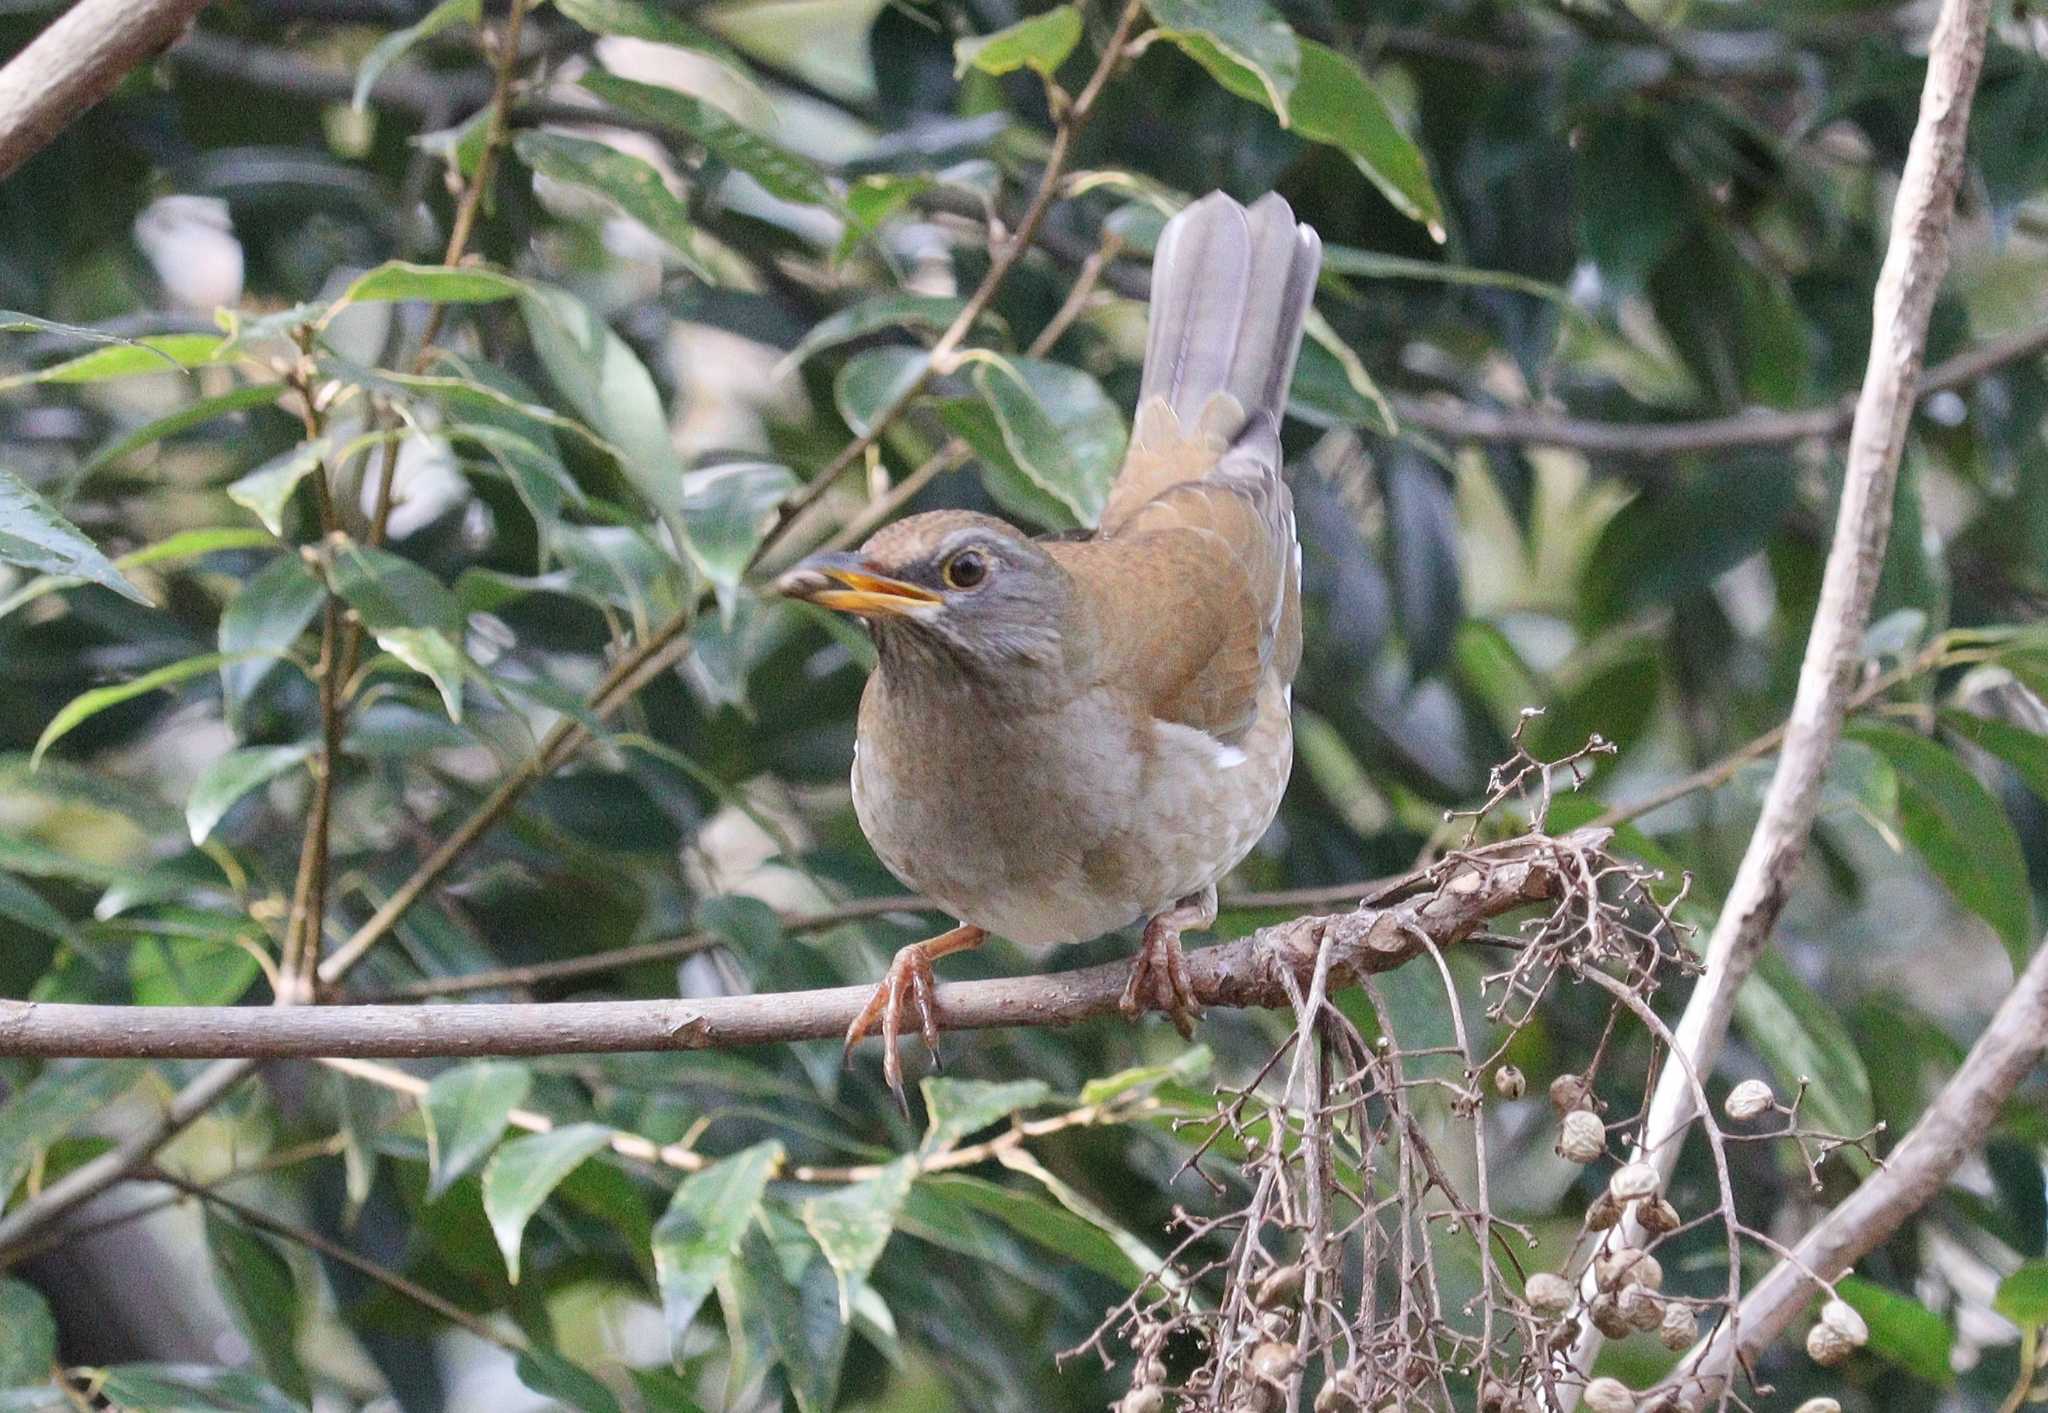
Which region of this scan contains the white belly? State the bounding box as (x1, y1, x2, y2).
(851, 677, 1292, 949)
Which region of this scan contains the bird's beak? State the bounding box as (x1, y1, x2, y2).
(773, 551, 942, 619)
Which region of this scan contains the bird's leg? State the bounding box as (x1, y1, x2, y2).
(1120, 885, 1215, 1039)
(844, 923, 988, 1113)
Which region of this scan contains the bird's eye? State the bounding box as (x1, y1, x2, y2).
(942, 549, 990, 590)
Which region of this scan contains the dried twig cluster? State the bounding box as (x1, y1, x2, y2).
(1070, 724, 1876, 1413)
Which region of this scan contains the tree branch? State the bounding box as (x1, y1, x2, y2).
(0, 0, 215, 179)
(0, 832, 1594, 1062)
(1562, 0, 1994, 1391)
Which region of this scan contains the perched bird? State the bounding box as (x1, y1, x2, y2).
(777, 192, 1321, 1106)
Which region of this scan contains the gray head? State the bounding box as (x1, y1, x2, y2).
(773, 510, 1075, 694)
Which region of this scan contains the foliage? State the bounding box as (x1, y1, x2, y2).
(0, 0, 2043, 1410)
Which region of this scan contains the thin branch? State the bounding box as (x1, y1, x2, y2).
(0, 832, 1597, 1063)
(1561, 0, 1994, 1393)
(1666, 932, 2048, 1405)
(0, 0, 215, 179)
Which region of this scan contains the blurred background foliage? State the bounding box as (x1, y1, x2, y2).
(0, 0, 2044, 1409)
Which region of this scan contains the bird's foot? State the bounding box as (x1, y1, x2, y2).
(844, 923, 987, 1115)
(1120, 915, 1203, 1039)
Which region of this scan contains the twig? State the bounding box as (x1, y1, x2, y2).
(1560, 0, 1994, 1394)
(0, 0, 215, 179)
(0, 832, 1594, 1062)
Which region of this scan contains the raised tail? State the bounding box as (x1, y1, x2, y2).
(1104, 192, 1322, 529)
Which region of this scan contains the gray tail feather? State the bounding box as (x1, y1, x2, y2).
(1139, 191, 1323, 437)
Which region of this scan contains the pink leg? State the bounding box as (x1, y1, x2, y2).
(1119, 886, 1216, 1039)
(844, 924, 988, 1113)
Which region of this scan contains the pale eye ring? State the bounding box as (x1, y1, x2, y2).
(942, 549, 990, 590)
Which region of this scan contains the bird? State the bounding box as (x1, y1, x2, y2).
(775, 191, 1322, 1109)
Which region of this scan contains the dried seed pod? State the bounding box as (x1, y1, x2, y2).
(1607, 1162, 1659, 1203)
(1793, 1401, 1843, 1413)
(1313, 1375, 1362, 1413)
(1636, 1196, 1682, 1236)
(1585, 1191, 1624, 1231)
(1494, 1065, 1527, 1100)
(1550, 1072, 1593, 1114)
(1136, 1356, 1168, 1385)
(1806, 1320, 1854, 1367)
(1820, 1298, 1869, 1347)
(1254, 1263, 1305, 1309)
(1120, 1384, 1167, 1413)
(1658, 1301, 1698, 1351)
(1558, 1109, 1607, 1163)
(1590, 1292, 1633, 1338)
(1724, 1079, 1775, 1122)
(1525, 1271, 1574, 1315)
(1582, 1377, 1637, 1413)
(1620, 1285, 1664, 1331)
(1249, 1341, 1297, 1384)
(1595, 1248, 1663, 1292)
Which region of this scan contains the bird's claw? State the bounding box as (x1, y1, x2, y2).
(844, 944, 943, 1116)
(1120, 921, 1201, 1039)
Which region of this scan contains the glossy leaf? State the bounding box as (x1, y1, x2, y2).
(0, 333, 225, 391)
(185, 744, 311, 845)
(0, 469, 148, 604)
(835, 347, 930, 439)
(966, 354, 1125, 527)
(513, 133, 708, 276)
(422, 1061, 532, 1200)
(1836, 1276, 1954, 1383)
(0, 1062, 141, 1212)
(34, 654, 251, 768)
(801, 1155, 914, 1319)
(937, 394, 1077, 530)
(954, 6, 1083, 78)
(0, 1279, 55, 1386)
(353, 0, 478, 111)
(328, 260, 523, 310)
(1994, 1260, 2048, 1325)
(226, 439, 333, 537)
(1851, 723, 2035, 969)
(580, 72, 832, 207)
(552, 0, 740, 65)
(776, 293, 966, 374)
(652, 1139, 781, 1364)
(1144, 0, 1299, 120)
(204, 1210, 311, 1401)
(480, 1122, 612, 1282)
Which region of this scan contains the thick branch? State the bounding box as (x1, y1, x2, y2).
(0, 833, 1593, 1062)
(1564, 0, 1993, 1390)
(1669, 934, 2048, 1404)
(0, 0, 214, 178)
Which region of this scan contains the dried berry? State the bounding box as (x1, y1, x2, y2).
(1806, 1321, 1854, 1367)
(1550, 1072, 1593, 1114)
(1792, 1401, 1842, 1413)
(1249, 1341, 1297, 1384)
(1136, 1356, 1168, 1385)
(1820, 1298, 1869, 1347)
(1558, 1109, 1607, 1163)
(1582, 1377, 1637, 1413)
(1590, 1292, 1632, 1338)
(1636, 1196, 1682, 1235)
(1525, 1271, 1574, 1315)
(1658, 1301, 1698, 1351)
(1607, 1162, 1659, 1203)
(1494, 1065, 1527, 1099)
(1585, 1191, 1624, 1231)
(1724, 1079, 1775, 1122)
(1595, 1248, 1663, 1292)
(1119, 1388, 1164, 1413)
(1254, 1263, 1305, 1309)
(1620, 1284, 1664, 1331)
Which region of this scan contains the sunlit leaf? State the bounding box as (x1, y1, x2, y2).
(327, 260, 523, 311)
(1995, 1260, 2048, 1325)
(652, 1140, 781, 1365)
(0, 333, 229, 390)
(481, 1122, 613, 1282)
(186, 743, 312, 845)
(0, 469, 149, 605)
(954, 6, 1083, 78)
(1144, 0, 1300, 120)
(422, 1061, 532, 1200)
(1836, 1276, 1954, 1383)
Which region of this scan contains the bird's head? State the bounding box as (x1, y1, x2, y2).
(774, 510, 1075, 688)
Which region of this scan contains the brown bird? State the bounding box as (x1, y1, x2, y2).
(776, 192, 1321, 1106)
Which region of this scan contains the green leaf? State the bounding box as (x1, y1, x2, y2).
(1994, 1260, 2048, 1325)
(776, 293, 967, 374)
(1851, 723, 2035, 969)
(34, 653, 253, 769)
(918, 1173, 1143, 1285)
(954, 6, 1083, 78)
(920, 1077, 1048, 1155)
(186, 744, 311, 845)
(1735, 954, 1875, 1157)
(422, 1061, 532, 1200)
(226, 439, 333, 537)
(327, 260, 524, 311)
(964, 354, 1125, 527)
(514, 1350, 622, 1413)
(937, 395, 1077, 531)
(1078, 1045, 1214, 1106)
(552, 0, 740, 62)
(219, 556, 323, 725)
(129, 920, 263, 1006)
(73, 384, 288, 490)
(98, 1366, 306, 1413)
(732, 1225, 845, 1413)
(1289, 318, 1395, 436)
(1320, 244, 1577, 311)
(682, 461, 796, 597)
(836, 174, 934, 262)
(652, 1140, 781, 1365)
(204, 1211, 310, 1402)
(353, 0, 478, 111)
(801, 1156, 914, 1319)
(0, 333, 229, 391)
(518, 283, 688, 552)
(0, 469, 149, 604)
(0, 1278, 56, 1386)
(834, 347, 929, 439)
(580, 71, 832, 207)
(1939, 708, 2048, 804)
(480, 1122, 612, 1282)
(1144, 0, 1300, 120)
(1836, 1276, 1954, 1383)
(0, 1062, 141, 1212)
(327, 542, 468, 721)
(0, 871, 67, 940)
(512, 133, 709, 276)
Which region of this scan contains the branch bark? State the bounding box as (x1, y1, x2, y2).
(0, 0, 215, 179)
(0, 832, 1593, 1062)
(1562, 0, 1994, 1391)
